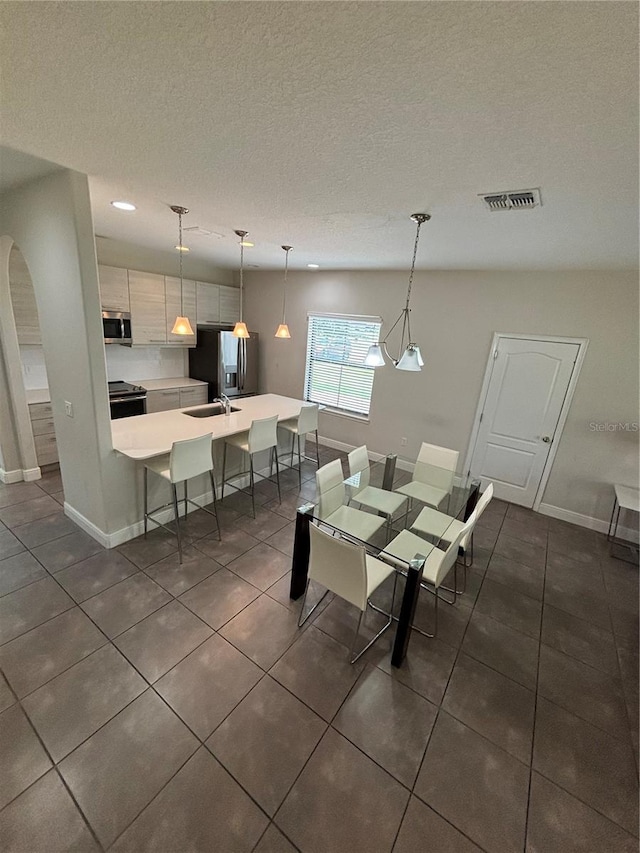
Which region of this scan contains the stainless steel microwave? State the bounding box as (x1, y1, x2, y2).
(102, 311, 132, 345)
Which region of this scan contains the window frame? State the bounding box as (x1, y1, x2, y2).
(303, 312, 382, 419)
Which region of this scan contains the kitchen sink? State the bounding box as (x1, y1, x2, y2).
(182, 403, 240, 418)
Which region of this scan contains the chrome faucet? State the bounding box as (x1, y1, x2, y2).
(217, 393, 231, 416)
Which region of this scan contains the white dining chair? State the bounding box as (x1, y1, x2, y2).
(278, 404, 321, 482)
(298, 521, 398, 663)
(395, 442, 459, 510)
(222, 414, 281, 517)
(316, 458, 387, 543)
(143, 432, 220, 564)
(381, 515, 475, 637)
(347, 445, 408, 534)
(411, 482, 494, 570)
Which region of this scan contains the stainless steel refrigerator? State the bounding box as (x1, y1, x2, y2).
(189, 327, 259, 402)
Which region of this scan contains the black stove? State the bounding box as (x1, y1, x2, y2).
(108, 381, 146, 399)
(108, 381, 147, 419)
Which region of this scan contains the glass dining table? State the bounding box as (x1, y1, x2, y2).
(289, 453, 481, 667)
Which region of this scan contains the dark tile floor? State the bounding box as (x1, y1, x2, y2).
(0, 455, 638, 852)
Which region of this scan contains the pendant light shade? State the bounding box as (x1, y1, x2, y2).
(364, 213, 430, 372)
(169, 205, 194, 337)
(275, 245, 292, 340)
(396, 344, 421, 371)
(364, 343, 385, 367)
(233, 322, 250, 338)
(233, 229, 250, 339)
(171, 316, 194, 336)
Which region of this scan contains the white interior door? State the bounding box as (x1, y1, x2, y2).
(469, 337, 580, 506)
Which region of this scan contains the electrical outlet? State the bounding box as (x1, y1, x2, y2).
(64, 401, 74, 418)
(400, 437, 407, 447)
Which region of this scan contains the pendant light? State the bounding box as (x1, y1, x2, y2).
(365, 213, 430, 371)
(275, 245, 292, 339)
(169, 205, 194, 337)
(232, 229, 250, 338)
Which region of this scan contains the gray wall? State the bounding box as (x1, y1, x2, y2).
(244, 268, 639, 525)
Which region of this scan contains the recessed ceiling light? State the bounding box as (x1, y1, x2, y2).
(307, 263, 320, 269)
(111, 200, 136, 211)
(240, 240, 254, 247)
(175, 245, 190, 252)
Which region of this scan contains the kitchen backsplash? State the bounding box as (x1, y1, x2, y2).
(20, 345, 187, 390)
(19, 346, 49, 390)
(104, 345, 187, 382)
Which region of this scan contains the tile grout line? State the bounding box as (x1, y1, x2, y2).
(2, 477, 637, 849)
(0, 660, 106, 851)
(399, 506, 507, 852)
(600, 551, 640, 770)
(521, 509, 549, 852)
(322, 651, 495, 853)
(521, 523, 640, 842)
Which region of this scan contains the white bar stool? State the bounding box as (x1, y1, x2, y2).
(278, 404, 321, 483)
(143, 432, 221, 564)
(221, 414, 281, 516)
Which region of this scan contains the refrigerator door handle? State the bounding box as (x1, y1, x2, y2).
(238, 338, 243, 392)
(241, 338, 246, 391)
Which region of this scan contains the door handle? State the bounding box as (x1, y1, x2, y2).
(541, 435, 551, 443)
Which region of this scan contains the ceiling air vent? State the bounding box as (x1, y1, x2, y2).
(479, 188, 542, 211)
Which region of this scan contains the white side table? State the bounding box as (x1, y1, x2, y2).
(607, 484, 640, 541)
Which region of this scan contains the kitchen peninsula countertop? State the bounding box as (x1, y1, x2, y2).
(134, 377, 207, 392)
(111, 393, 314, 461)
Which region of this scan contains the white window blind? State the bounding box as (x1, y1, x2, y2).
(304, 313, 382, 416)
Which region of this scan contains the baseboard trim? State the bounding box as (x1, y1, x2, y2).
(538, 502, 639, 543)
(318, 440, 634, 537)
(64, 503, 111, 548)
(67, 443, 636, 548)
(101, 486, 218, 548)
(317, 435, 415, 473)
(0, 466, 42, 484)
(0, 468, 23, 484)
(316, 435, 352, 454)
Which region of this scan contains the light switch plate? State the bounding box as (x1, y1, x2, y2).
(64, 401, 74, 418)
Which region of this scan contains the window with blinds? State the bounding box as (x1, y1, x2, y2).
(304, 313, 382, 416)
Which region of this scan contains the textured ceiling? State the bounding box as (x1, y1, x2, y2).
(1, 1, 637, 270)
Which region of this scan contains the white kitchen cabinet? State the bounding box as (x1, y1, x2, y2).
(128, 270, 167, 345)
(165, 277, 196, 346)
(179, 386, 208, 408)
(29, 402, 58, 466)
(98, 265, 130, 312)
(196, 282, 220, 325)
(10, 249, 41, 345)
(145, 384, 207, 413)
(98, 262, 225, 347)
(145, 388, 182, 413)
(219, 285, 240, 324)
